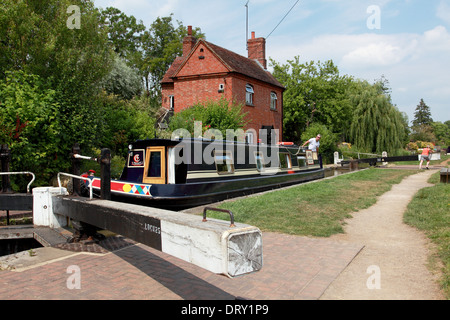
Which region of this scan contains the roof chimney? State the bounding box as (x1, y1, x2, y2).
(247, 31, 266, 69)
(183, 25, 197, 57)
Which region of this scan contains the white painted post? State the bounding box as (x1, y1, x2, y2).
(334, 151, 340, 165)
(33, 187, 68, 228)
(382, 151, 388, 166)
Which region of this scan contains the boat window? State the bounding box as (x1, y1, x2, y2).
(127, 149, 145, 168)
(278, 153, 292, 169)
(148, 152, 161, 177)
(254, 152, 265, 172)
(297, 156, 307, 168)
(214, 151, 234, 174)
(143, 146, 166, 184)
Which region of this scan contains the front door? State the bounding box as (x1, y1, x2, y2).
(143, 147, 166, 184)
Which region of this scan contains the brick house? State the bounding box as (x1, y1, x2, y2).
(161, 26, 285, 142)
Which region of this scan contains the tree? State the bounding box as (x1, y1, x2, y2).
(98, 6, 146, 59)
(0, 71, 62, 188)
(412, 99, 433, 127)
(100, 55, 143, 100)
(0, 0, 113, 100)
(270, 56, 353, 143)
(349, 80, 406, 154)
(137, 16, 204, 97)
(431, 121, 450, 146)
(0, 0, 117, 187)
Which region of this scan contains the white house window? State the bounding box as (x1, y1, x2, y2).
(169, 95, 174, 110)
(245, 131, 254, 144)
(246, 84, 254, 105)
(270, 92, 277, 110)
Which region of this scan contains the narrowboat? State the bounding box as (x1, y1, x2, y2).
(85, 138, 324, 210)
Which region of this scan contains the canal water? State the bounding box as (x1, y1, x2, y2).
(0, 238, 43, 257)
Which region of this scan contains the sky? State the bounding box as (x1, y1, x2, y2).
(93, 0, 450, 124)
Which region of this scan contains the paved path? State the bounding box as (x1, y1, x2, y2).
(0, 232, 362, 300)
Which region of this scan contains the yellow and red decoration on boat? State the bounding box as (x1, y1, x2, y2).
(91, 179, 151, 196)
(122, 183, 151, 196)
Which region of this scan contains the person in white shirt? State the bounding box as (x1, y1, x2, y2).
(302, 134, 321, 152)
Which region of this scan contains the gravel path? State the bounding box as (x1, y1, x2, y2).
(320, 168, 445, 300)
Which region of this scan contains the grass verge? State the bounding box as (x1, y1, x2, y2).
(404, 170, 450, 299)
(210, 168, 417, 237)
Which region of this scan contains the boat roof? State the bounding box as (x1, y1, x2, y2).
(129, 138, 301, 150)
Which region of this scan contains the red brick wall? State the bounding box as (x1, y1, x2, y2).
(161, 83, 174, 110)
(177, 43, 228, 77)
(173, 76, 229, 113)
(230, 76, 283, 141)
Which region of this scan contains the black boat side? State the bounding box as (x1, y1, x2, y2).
(90, 138, 324, 210)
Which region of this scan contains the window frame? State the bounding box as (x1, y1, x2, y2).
(169, 95, 174, 111)
(214, 150, 235, 175)
(254, 151, 265, 172)
(143, 146, 166, 184)
(245, 84, 254, 106)
(270, 91, 277, 110)
(278, 152, 292, 169)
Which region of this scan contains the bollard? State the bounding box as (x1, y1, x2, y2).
(33, 187, 69, 228)
(99, 148, 111, 200)
(0, 144, 12, 193)
(71, 143, 81, 196)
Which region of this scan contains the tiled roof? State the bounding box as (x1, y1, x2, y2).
(161, 39, 284, 89)
(161, 57, 184, 84)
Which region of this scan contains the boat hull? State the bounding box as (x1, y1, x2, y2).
(89, 168, 324, 210)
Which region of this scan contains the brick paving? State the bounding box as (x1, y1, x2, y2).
(0, 232, 362, 300)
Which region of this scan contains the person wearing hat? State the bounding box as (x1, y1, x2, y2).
(302, 134, 321, 152)
(419, 145, 432, 170)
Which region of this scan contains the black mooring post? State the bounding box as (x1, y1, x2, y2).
(0, 144, 12, 193)
(100, 148, 111, 200)
(71, 143, 81, 196)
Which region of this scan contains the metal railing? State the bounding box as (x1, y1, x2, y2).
(57, 172, 94, 199)
(0, 171, 35, 193)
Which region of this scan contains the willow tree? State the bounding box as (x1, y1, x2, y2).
(349, 80, 406, 154)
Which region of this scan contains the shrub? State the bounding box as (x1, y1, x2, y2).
(168, 98, 247, 138)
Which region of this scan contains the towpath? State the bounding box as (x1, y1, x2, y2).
(320, 167, 445, 299)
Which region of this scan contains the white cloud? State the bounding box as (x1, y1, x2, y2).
(437, 0, 450, 25)
(266, 25, 450, 121)
(346, 43, 398, 66)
